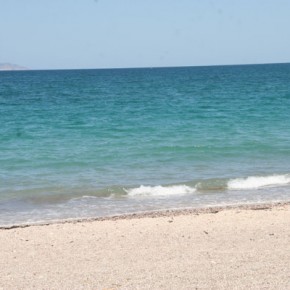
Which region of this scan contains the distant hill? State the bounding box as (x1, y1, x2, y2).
(0, 63, 29, 71)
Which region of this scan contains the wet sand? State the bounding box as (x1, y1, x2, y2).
(0, 202, 289, 289)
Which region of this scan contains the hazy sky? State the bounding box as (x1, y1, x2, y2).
(1, 0, 290, 69)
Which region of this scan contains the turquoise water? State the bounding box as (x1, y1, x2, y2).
(1, 64, 290, 225)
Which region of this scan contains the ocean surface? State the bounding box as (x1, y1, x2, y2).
(1, 64, 290, 226)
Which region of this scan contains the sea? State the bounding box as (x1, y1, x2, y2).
(1, 63, 290, 226)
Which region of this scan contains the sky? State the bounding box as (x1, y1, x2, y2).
(0, 0, 290, 70)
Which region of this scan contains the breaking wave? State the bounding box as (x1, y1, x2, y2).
(227, 174, 290, 190)
(125, 174, 290, 197)
(125, 185, 196, 197)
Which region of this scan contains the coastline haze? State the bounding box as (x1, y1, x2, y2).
(0, 63, 29, 71)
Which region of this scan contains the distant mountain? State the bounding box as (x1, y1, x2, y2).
(0, 63, 29, 71)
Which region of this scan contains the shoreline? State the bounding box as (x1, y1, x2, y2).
(2, 200, 290, 230)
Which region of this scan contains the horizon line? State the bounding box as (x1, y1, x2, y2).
(1, 61, 290, 72)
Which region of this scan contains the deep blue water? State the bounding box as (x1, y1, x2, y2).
(1, 64, 290, 225)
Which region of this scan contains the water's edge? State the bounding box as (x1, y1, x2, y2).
(2, 200, 289, 230)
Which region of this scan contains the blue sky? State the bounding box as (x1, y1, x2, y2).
(1, 0, 290, 69)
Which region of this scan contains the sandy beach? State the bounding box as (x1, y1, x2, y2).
(0, 203, 289, 290)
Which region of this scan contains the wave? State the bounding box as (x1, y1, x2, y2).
(11, 174, 289, 203)
(227, 174, 290, 190)
(125, 185, 196, 197)
(125, 174, 290, 197)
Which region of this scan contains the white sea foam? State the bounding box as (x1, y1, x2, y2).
(125, 185, 196, 197)
(228, 174, 290, 190)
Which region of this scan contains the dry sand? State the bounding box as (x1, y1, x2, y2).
(0, 203, 289, 290)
